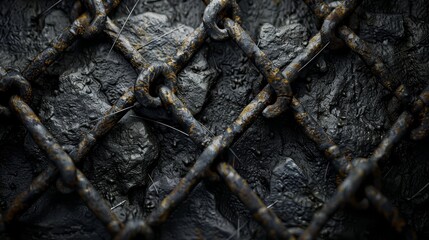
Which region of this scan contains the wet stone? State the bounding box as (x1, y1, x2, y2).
(24, 63, 160, 216)
(100, 12, 218, 114)
(258, 20, 309, 69)
(267, 157, 326, 231)
(360, 13, 405, 44)
(144, 176, 180, 213)
(88, 111, 159, 220)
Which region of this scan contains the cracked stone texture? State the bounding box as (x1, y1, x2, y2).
(267, 157, 325, 228)
(21, 62, 159, 236)
(145, 178, 236, 239)
(1, 0, 429, 239)
(113, 12, 217, 114)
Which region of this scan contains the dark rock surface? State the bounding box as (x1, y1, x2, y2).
(1, 0, 429, 239)
(267, 157, 324, 229)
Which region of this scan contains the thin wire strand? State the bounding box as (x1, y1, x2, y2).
(89, 105, 136, 123)
(130, 115, 190, 137)
(107, 0, 141, 56)
(111, 200, 127, 210)
(37, 0, 64, 18)
(407, 181, 429, 200)
(298, 41, 330, 72)
(148, 174, 159, 195)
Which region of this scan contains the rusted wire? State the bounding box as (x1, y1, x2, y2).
(302, 0, 331, 19)
(296, 0, 427, 238)
(158, 86, 290, 239)
(145, 85, 272, 226)
(0, 68, 32, 117)
(203, 0, 240, 40)
(9, 95, 78, 188)
(217, 162, 292, 239)
(81, 0, 107, 38)
(1, 0, 428, 239)
(224, 18, 293, 118)
(3, 81, 135, 224)
(319, 0, 361, 44)
(0, 69, 32, 103)
(411, 106, 429, 140)
(158, 86, 211, 147)
(22, 0, 120, 82)
(336, 27, 429, 139)
(135, 63, 177, 108)
(5, 95, 123, 234)
(115, 17, 294, 231)
(127, 0, 366, 233)
(365, 186, 415, 238)
(134, 24, 207, 110)
(3, 0, 124, 236)
(290, 97, 351, 175)
(114, 221, 154, 240)
(303, 0, 429, 140)
(301, 92, 429, 239)
(104, 17, 148, 71)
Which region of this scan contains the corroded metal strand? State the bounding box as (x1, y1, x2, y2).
(337, 27, 410, 102)
(320, 0, 362, 44)
(4, 165, 57, 223)
(81, 0, 107, 38)
(297, 1, 427, 237)
(302, 0, 331, 19)
(217, 162, 292, 239)
(104, 17, 149, 72)
(106, 17, 294, 234)
(290, 97, 351, 174)
(76, 169, 124, 235)
(158, 86, 211, 146)
(2, 0, 427, 239)
(146, 84, 272, 226)
(4, 1, 125, 225)
(0, 70, 32, 103)
(8, 96, 122, 234)
(365, 186, 414, 238)
(114, 221, 154, 240)
(104, 22, 282, 236)
(337, 27, 429, 140)
(224, 18, 293, 118)
(301, 104, 422, 239)
(72, 88, 136, 161)
(279, 0, 362, 81)
(158, 86, 291, 238)
(134, 24, 207, 109)
(9, 96, 77, 188)
(410, 105, 429, 140)
(203, 0, 240, 40)
(22, 0, 121, 81)
(303, 0, 429, 141)
(4, 88, 136, 222)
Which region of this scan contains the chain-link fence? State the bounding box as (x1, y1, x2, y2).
(1, 0, 428, 239)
